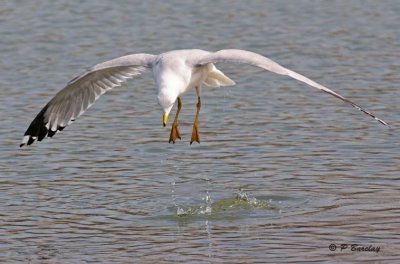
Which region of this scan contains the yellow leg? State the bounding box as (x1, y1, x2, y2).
(169, 97, 182, 144)
(190, 96, 201, 144)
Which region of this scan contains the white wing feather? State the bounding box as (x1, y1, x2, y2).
(195, 49, 388, 126)
(20, 53, 155, 147)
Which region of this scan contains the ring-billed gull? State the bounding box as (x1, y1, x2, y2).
(20, 49, 388, 147)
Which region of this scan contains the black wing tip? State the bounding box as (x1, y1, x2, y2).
(377, 118, 390, 127)
(48, 129, 56, 138)
(19, 135, 37, 148)
(20, 126, 66, 147)
(20, 102, 70, 147)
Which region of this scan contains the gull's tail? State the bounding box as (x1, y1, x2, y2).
(204, 66, 235, 87)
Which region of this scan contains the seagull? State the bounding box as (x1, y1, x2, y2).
(20, 49, 388, 147)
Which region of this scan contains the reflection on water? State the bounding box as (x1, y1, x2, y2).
(1, 0, 399, 263)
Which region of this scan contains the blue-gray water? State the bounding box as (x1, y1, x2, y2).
(1, 1, 399, 263)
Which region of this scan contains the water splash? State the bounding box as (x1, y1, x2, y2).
(235, 189, 265, 207)
(199, 190, 213, 215)
(176, 206, 192, 216)
(174, 189, 272, 218)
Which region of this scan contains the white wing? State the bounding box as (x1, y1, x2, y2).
(194, 49, 388, 126)
(20, 53, 156, 147)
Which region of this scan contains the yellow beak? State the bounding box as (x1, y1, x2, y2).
(163, 114, 168, 127)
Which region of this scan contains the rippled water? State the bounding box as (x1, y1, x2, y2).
(1, 1, 399, 263)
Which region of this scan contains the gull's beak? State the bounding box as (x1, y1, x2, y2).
(163, 114, 168, 127)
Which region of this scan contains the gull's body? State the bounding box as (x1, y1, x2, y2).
(20, 49, 388, 147)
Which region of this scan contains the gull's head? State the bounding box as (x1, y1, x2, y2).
(158, 92, 176, 127)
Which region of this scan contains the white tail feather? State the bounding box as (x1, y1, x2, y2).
(204, 68, 235, 87)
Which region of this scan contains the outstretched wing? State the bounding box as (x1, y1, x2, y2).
(20, 53, 156, 147)
(194, 49, 388, 126)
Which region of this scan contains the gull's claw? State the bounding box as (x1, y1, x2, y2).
(190, 122, 200, 145)
(169, 121, 181, 144)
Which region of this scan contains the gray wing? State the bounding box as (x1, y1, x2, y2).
(20, 53, 156, 147)
(194, 49, 388, 126)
